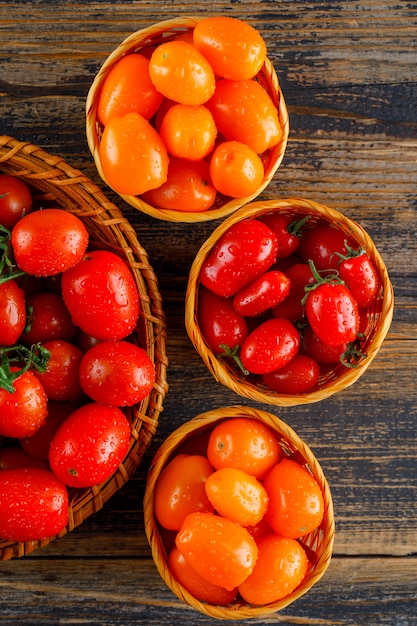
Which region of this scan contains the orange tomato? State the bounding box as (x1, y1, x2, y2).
(207, 78, 282, 154)
(168, 546, 237, 605)
(175, 511, 258, 591)
(97, 53, 164, 126)
(238, 534, 309, 605)
(263, 458, 325, 538)
(154, 454, 214, 530)
(149, 40, 216, 105)
(209, 140, 264, 197)
(207, 417, 282, 479)
(193, 16, 267, 80)
(142, 157, 217, 212)
(159, 103, 217, 160)
(205, 467, 269, 527)
(99, 112, 169, 195)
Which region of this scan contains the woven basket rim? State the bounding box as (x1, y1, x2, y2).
(85, 16, 289, 223)
(0, 134, 169, 560)
(144, 405, 335, 620)
(185, 197, 394, 407)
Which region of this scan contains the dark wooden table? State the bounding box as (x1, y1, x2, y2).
(1, 1, 416, 624)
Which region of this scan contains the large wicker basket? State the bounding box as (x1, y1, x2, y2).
(86, 16, 289, 223)
(0, 135, 168, 560)
(144, 405, 335, 620)
(185, 197, 394, 406)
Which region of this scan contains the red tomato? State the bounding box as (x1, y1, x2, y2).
(61, 250, 140, 341)
(176, 511, 258, 590)
(0, 174, 33, 229)
(207, 78, 282, 154)
(263, 458, 324, 538)
(238, 534, 308, 605)
(233, 270, 291, 317)
(337, 248, 381, 307)
(298, 222, 356, 271)
(22, 291, 77, 345)
(205, 467, 269, 527)
(97, 53, 164, 126)
(0, 279, 26, 345)
(168, 546, 237, 605)
(199, 220, 278, 297)
(198, 286, 248, 355)
(262, 354, 320, 394)
(154, 454, 214, 531)
(240, 317, 300, 375)
(302, 325, 348, 364)
(11, 208, 89, 277)
(0, 368, 48, 438)
(193, 16, 266, 80)
(259, 213, 308, 259)
(20, 400, 74, 461)
(0, 446, 49, 470)
(79, 340, 155, 406)
(34, 340, 83, 402)
(0, 467, 68, 542)
(49, 403, 131, 488)
(272, 262, 314, 321)
(207, 417, 281, 480)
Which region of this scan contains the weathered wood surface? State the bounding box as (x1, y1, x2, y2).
(0, 1, 416, 624)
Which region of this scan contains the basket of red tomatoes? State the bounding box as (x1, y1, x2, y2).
(144, 405, 334, 619)
(0, 135, 168, 560)
(86, 16, 289, 222)
(185, 197, 394, 406)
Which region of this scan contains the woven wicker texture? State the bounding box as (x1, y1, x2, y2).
(0, 135, 169, 560)
(144, 405, 335, 620)
(85, 16, 289, 223)
(185, 197, 394, 406)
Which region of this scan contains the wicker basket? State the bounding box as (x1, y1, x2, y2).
(85, 16, 289, 223)
(185, 197, 394, 406)
(144, 405, 334, 620)
(0, 135, 169, 560)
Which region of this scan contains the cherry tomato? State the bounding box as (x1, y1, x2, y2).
(61, 250, 140, 341)
(205, 467, 269, 527)
(34, 339, 83, 402)
(79, 340, 155, 406)
(298, 222, 356, 271)
(99, 112, 169, 196)
(305, 277, 359, 347)
(193, 16, 266, 80)
(159, 103, 217, 160)
(209, 140, 264, 198)
(233, 269, 290, 317)
(149, 40, 216, 105)
(0, 279, 26, 346)
(0, 368, 48, 438)
(20, 400, 74, 461)
(262, 353, 320, 394)
(22, 291, 77, 345)
(97, 53, 164, 126)
(49, 402, 131, 488)
(142, 157, 216, 212)
(0, 446, 49, 470)
(207, 78, 282, 154)
(176, 511, 258, 590)
(207, 417, 281, 480)
(302, 325, 348, 364)
(0, 467, 68, 541)
(263, 458, 324, 538)
(168, 546, 237, 605)
(199, 219, 278, 297)
(0, 174, 33, 229)
(337, 248, 381, 307)
(238, 534, 309, 605)
(11, 208, 89, 277)
(197, 286, 248, 355)
(240, 317, 300, 375)
(259, 213, 308, 259)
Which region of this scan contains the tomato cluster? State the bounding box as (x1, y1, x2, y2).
(0, 175, 155, 543)
(154, 417, 324, 606)
(96, 16, 284, 211)
(198, 211, 381, 394)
